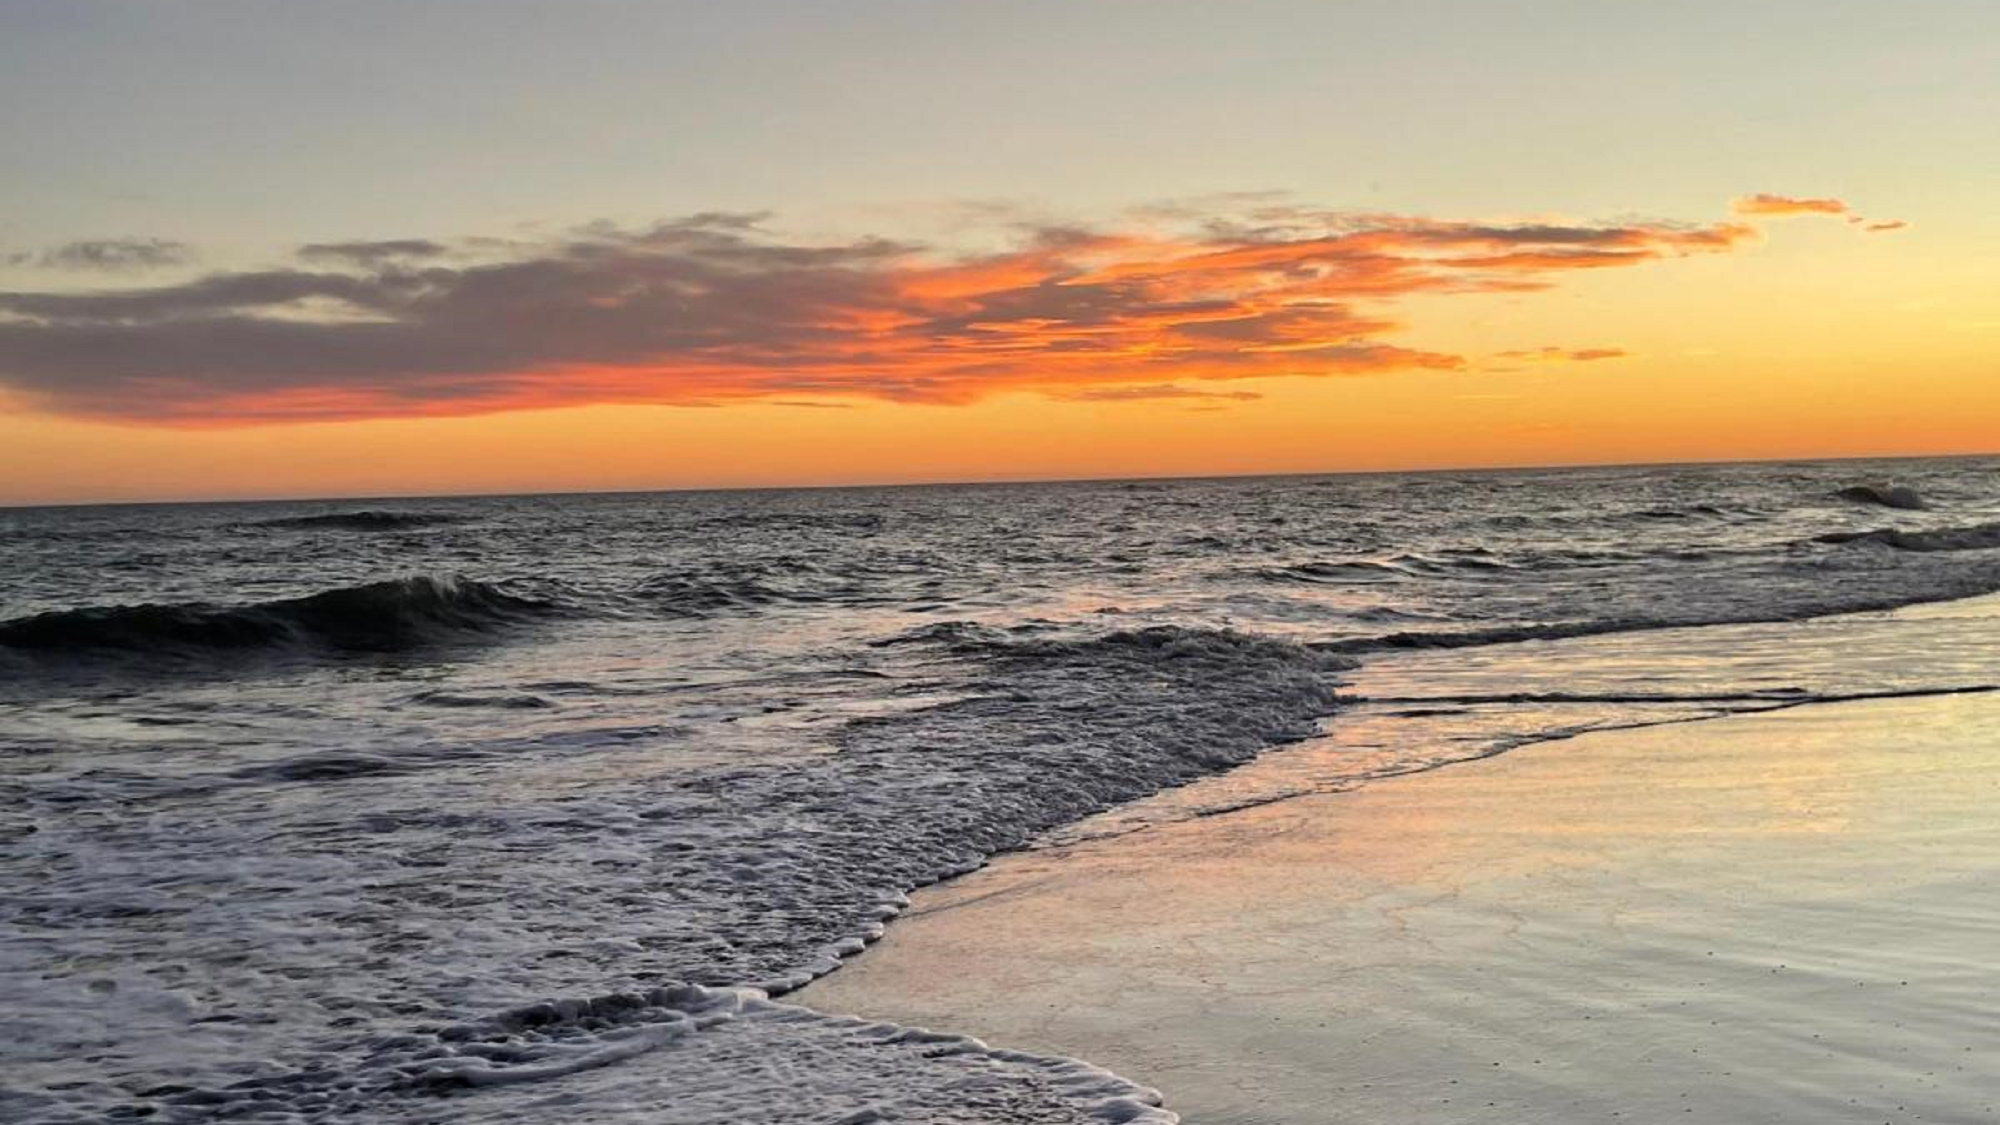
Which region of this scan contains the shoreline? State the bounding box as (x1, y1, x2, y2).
(798, 690, 2000, 1124)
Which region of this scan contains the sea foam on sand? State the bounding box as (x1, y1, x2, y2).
(800, 689, 2000, 1124)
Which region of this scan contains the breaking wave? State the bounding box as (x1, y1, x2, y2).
(0, 575, 561, 659)
(394, 985, 1174, 1122)
(22, 622, 1337, 1120)
(250, 509, 469, 531)
(1321, 575, 2000, 655)
(1818, 521, 2000, 553)
(1835, 482, 1928, 510)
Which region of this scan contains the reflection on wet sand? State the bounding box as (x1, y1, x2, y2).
(800, 692, 2000, 1124)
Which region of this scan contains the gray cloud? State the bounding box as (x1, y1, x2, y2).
(0, 216, 925, 420)
(30, 238, 196, 272)
(297, 239, 451, 265)
(0, 205, 1754, 424)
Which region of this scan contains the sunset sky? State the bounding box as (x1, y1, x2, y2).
(2, 1, 1995, 504)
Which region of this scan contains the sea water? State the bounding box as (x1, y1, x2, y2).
(4, 457, 1999, 1122)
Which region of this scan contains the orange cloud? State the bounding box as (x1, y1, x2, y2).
(1733, 193, 1852, 217)
(1492, 346, 1630, 364)
(0, 205, 1766, 425)
(1050, 383, 1263, 404)
(1731, 193, 1908, 234)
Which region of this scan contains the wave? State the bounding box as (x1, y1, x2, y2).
(249, 509, 468, 531)
(687, 510, 888, 536)
(631, 558, 910, 617)
(1247, 552, 1518, 586)
(131, 982, 1174, 1122)
(1625, 503, 1736, 521)
(1818, 521, 2000, 553)
(1390, 551, 1518, 575)
(1316, 584, 2000, 654)
(1835, 482, 1927, 510)
(635, 572, 802, 615)
(412, 985, 1173, 1121)
(232, 751, 413, 783)
(65, 621, 1322, 1120)
(1250, 559, 1408, 584)
(0, 575, 561, 660)
(1358, 684, 1998, 707)
(408, 689, 557, 710)
(1315, 620, 1621, 653)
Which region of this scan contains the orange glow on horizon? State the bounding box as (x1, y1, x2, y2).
(0, 193, 1984, 505)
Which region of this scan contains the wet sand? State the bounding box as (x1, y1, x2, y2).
(798, 692, 2000, 1124)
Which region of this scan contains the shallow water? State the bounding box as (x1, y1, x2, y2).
(800, 687, 2000, 1125)
(4, 457, 1999, 1121)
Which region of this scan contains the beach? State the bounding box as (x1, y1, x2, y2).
(7, 4, 1999, 1117)
(8, 466, 2000, 1122)
(799, 689, 2000, 1124)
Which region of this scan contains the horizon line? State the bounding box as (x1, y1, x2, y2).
(6, 448, 1995, 512)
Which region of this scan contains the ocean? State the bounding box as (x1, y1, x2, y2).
(4, 456, 1999, 1123)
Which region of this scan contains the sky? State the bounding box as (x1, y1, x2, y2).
(1, 0, 1995, 504)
